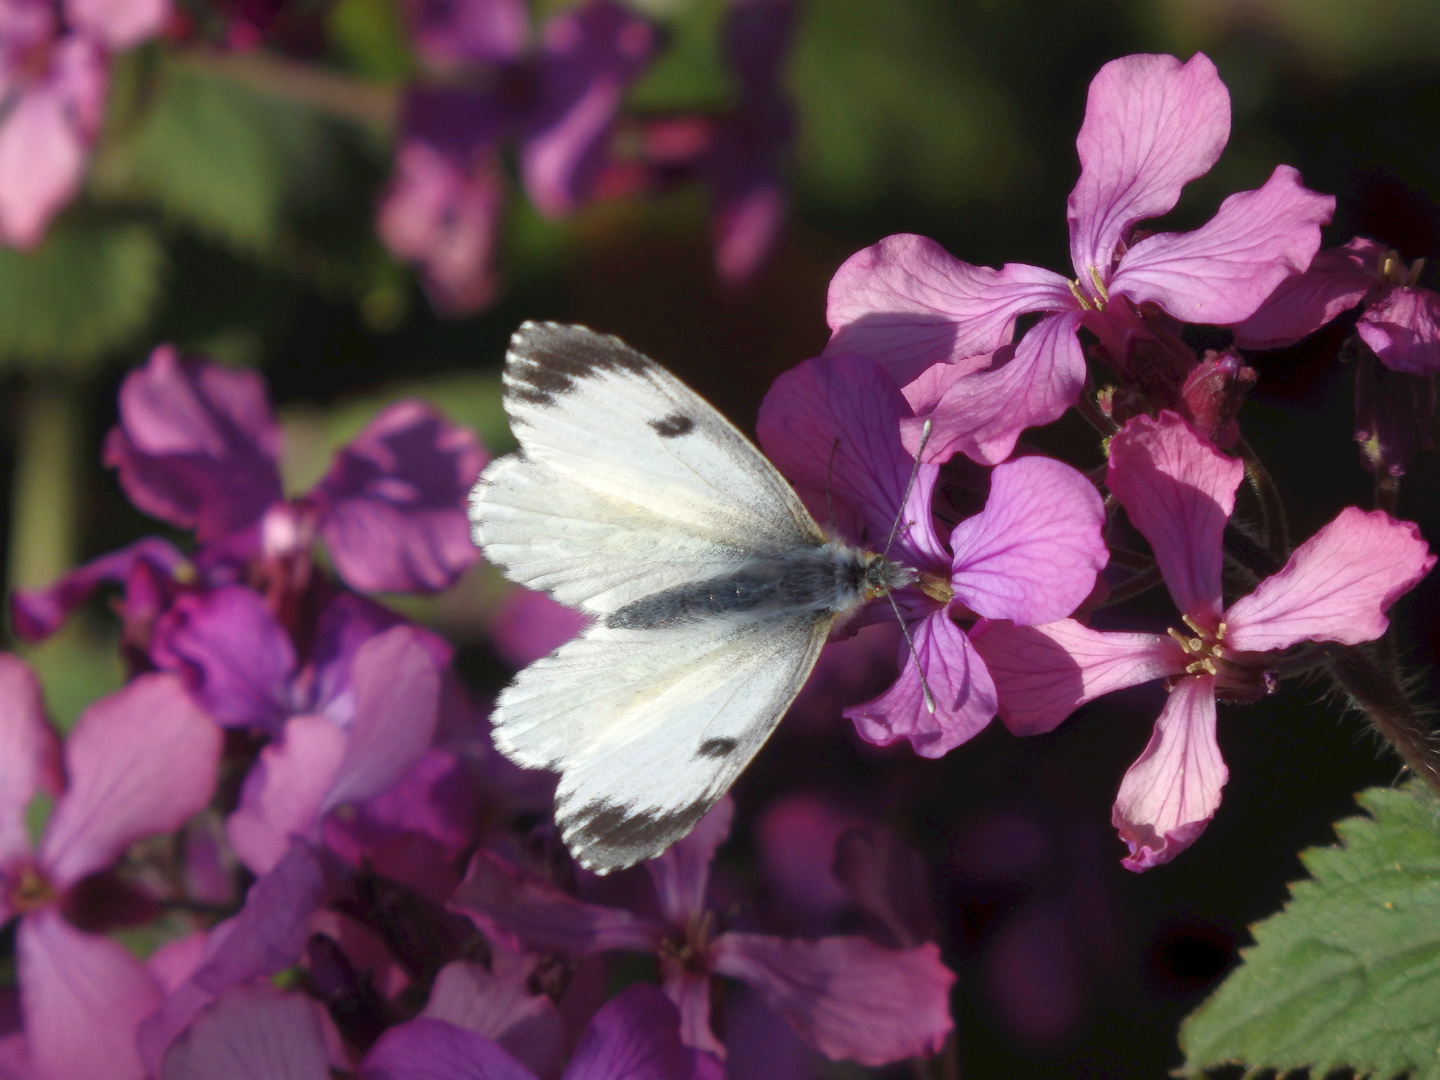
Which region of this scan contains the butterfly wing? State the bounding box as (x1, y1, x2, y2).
(495, 612, 832, 873)
(470, 322, 825, 615)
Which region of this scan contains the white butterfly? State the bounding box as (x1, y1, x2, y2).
(469, 322, 916, 874)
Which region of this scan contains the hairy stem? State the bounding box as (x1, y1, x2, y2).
(1235, 436, 1289, 563)
(1328, 643, 1440, 800)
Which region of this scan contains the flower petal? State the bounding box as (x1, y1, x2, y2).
(10, 536, 185, 644)
(711, 933, 954, 1066)
(421, 955, 564, 1080)
(845, 611, 997, 759)
(566, 984, 719, 1080)
(757, 353, 946, 567)
(19, 908, 163, 1080)
(360, 1017, 536, 1080)
(402, 0, 528, 68)
(1357, 285, 1440, 376)
(1227, 238, 1384, 349)
(313, 400, 487, 594)
(1105, 411, 1243, 625)
(648, 797, 733, 927)
(65, 0, 167, 50)
(41, 674, 221, 888)
(969, 618, 1185, 736)
(1112, 675, 1225, 871)
(1067, 52, 1230, 280)
(1224, 507, 1435, 652)
(948, 455, 1107, 623)
(0, 656, 59, 873)
(1109, 165, 1334, 325)
(825, 234, 1074, 384)
(660, 965, 720, 1058)
(161, 982, 330, 1080)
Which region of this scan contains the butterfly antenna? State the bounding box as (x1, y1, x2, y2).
(883, 419, 934, 558)
(886, 591, 936, 713)
(824, 438, 840, 533)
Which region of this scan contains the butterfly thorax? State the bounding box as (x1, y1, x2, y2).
(604, 541, 913, 630)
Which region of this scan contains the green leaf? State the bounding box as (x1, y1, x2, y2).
(1180, 783, 1440, 1079)
(0, 219, 164, 369)
(328, 0, 414, 83)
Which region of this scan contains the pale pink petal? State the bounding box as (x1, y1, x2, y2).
(947, 455, 1107, 623)
(1067, 52, 1230, 280)
(845, 611, 997, 759)
(422, 954, 564, 1080)
(711, 934, 954, 1066)
(18, 908, 163, 1080)
(226, 715, 346, 876)
(566, 984, 717, 1080)
(161, 982, 330, 1080)
(1108, 165, 1334, 324)
(0, 656, 58, 872)
(450, 849, 662, 955)
(648, 798, 732, 927)
(1105, 411, 1243, 626)
(901, 310, 1087, 465)
(1228, 238, 1384, 349)
(660, 965, 720, 1057)
(1357, 286, 1440, 375)
(1224, 507, 1435, 652)
(825, 234, 1074, 384)
(1112, 675, 1225, 871)
(969, 618, 1185, 736)
(66, 0, 168, 49)
(40, 674, 221, 888)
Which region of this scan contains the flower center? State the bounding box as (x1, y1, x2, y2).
(1068, 266, 1111, 311)
(1165, 615, 1277, 702)
(659, 911, 715, 975)
(8, 865, 56, 915)
(1380, 250, 1425, 288)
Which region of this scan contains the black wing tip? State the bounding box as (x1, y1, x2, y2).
(503, 322, 655, 408)
(560, 796, 714, 875)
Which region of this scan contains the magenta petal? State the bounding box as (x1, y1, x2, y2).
(402, 0, 528, 68)
(566, 984, 716, 1080)
(1110, 165, 1334, 325)
(422, 955, 564, 1079)
(648, 797, 733, 927)
(313, 400, 487, 594)
(1112, 675, 1225, 871)
(661, 965, 720, 1058)
(711, 933, 954, 1066)
(970, 618, 1185, 736)
(490, 587, 589, 668)
(1067, 52, 1230, 279)
(0, 656, 59, 872)
(902, 310, 1087, 466)
(161, 982, 330, 1080)
(11, 536, 185, 644)
(450, 849, 662, 955)
(65, 0, 167, 50)
(824, 234, 1074, 384)
(845, 612, 997, 759)
(948, 455, 1107, 623)
(360, 1018, 536, 1080)
(227, 715, 345, 876)
(1227, 238, 1384, 349)
(1224, 507, 1435, 652)
(756, 354, 946, 566)
(1357, 286, 1440, 375)
(19, 908, 163, 1080)
(40, 674, 220, 888)
(1106, 412, 1243, 625)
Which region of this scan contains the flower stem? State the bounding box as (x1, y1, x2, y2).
(7, 377, 82, 594)
(1234, 436, 1289, 563)
(1328, 643, 1440, 800)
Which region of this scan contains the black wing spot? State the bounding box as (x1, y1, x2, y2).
(696, 737, 737, 758)
(649, 413, 695, 438)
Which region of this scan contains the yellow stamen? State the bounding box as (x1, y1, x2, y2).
(1089, 266, 1110, 305)
(1067, 279, 1093, 311)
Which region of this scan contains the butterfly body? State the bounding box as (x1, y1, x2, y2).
(470, 322, 911, 873)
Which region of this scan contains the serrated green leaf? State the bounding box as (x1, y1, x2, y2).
(0, 219, 164, 368)
(1180, 784, 1440, 1079)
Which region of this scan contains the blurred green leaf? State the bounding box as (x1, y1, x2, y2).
(20, 622, 126, 733)
(627, 0, 733, 110)
(0, 219, 164, 369)
(1180, 783, 1440, 1079)
(328, 0, 414, 82)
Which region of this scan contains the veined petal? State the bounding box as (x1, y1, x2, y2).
(825, 234, 1074, 384)
(661, 965, 720, 1058)
(1109, 165, 1334, 325)
(970, 618, 1185, 736)
(1228, 238, 1384, 349)
(41, 674, 221, 889)
(1068, 52, 1230, 280)
(1357, 286, 1440, 376)
(421, 956, 564, 1079)
(450, 848, 662, 955)
(1224, 507, 1435, 652)
(648, 798, 733, 928)
(360, 1018, 535, 1080)
(900, 310, 1087, 466)
(566, 984, 718, 1080)
(1112, 675, 1225, 871)
(844, 612, 997, 759)
(19, 908, 163, 1080)
(1106, 411, 1243, 626)
(0, 656, 59, 871)
(948, 455, 1107, 623)
(711, 933, 954, 1066)
(161, 982, 331, 1080)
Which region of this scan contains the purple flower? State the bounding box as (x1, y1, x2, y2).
(1232, 237, 1440, 375)
(451, 799, 956, 1066)
(824, 52, 1334, 464)
(971, 412, 1436, 869)
(0, 660, 221, 1080)
(756, 352, 1108, 757)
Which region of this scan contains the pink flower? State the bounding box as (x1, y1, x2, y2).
(1231, 236, 1440, 376)
(0, 660, 221, 1080)
(825, 52, 1334, 465)
(971, 412, 1435, 870)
